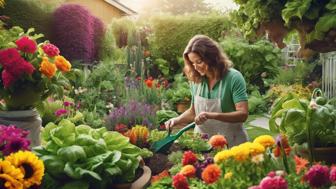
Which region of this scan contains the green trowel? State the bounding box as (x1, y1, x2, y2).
(151, 122, 195, 153)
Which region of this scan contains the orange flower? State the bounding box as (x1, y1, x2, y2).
(201, 164, 221, 184)
(180, 165, 196, 178)
(294, 155, 309, 174)
(54, 55, 71, 72)
(39, 57, 56, 78)
(273, 146, 291, 157)
(209, 135, 227, 149)
(144, 78, 153, 88)
(151, 170, 170, 183)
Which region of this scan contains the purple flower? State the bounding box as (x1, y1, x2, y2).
(304, 164, 330, 188)
(0, 125, 31, 155)
(63, 101, 74, 107)
(55, 109, 68, 117)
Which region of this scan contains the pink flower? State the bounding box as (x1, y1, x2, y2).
(330, 166, 336, 183)
(0, 125, 30, 155)
(42, 43, 60, 57)
(63, 101, 74, 107)
(0, 48, 22, 67)
(15, 36, 37, 54)
(2, 70, 16, 88)
(304, 164, 330, 188)
(267, 171, 276, 177)
(172, 173, 189, 189)
(259, 176, 288, 189)
(55, 109, 68, 117)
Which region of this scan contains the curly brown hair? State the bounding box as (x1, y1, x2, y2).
(183, 35, 232, 83)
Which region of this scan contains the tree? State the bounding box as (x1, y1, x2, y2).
(232, 0, 336, 58)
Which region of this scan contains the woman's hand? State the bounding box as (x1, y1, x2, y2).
(165, 117, 179, 130)
(195, 112, 209, 125)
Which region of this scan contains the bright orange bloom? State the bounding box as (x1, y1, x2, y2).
(294, 155, 309, 174)
(209, 135, 227, 149)
(180, 165, 196, 178)
(151, 170, 170, 183)
(54, 55, 71, 72)
(40, 57, 56, 78)
(201, 164, 222, 184)
(145, 78, 153, 88)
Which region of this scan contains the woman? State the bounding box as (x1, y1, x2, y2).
(165, 35, 249, 147)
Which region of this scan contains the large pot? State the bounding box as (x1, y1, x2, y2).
(110, 165, 152, 189)
(0, 109, 42, 147)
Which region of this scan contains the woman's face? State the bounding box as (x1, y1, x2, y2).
(188, 52, 208, 76)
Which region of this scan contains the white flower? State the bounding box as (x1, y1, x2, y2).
(251, 154, 264, 164)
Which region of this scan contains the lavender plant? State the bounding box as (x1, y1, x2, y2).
(105, 100, 158, 130)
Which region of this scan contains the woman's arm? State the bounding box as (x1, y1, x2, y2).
(165, 104, 196, 128)
(195, 101, 248, 124)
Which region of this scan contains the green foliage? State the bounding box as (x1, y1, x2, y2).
(163, 74, 191, 109)
(148, 129, 168, 144)
(149, 14, 233, 76)
(35, 119, 145, 188)
(111, 18, 137, 48)
(248, 90, 268, 114)
(0, 0, 54, 40)
(273, 61, 315, 85)
(99, 24, 118, 61)
(177, 132, 211, 153)
(220, 37, 282, 92)
(156, 110, 178, 124)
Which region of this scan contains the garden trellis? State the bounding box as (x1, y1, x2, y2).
(321, 52, 336, 99)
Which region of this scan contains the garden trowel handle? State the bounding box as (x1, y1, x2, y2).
(175, 122, 196, 138)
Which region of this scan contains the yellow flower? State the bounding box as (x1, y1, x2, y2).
(5, 151, 45, 188)
(0, 160, 24, 180)
(40, 57, 56, 78)
(253, 135, 275, 148)
(0, 174, 23, 189)
(231, 145, 249, 162)
(214, 150, 233, 163)
(179, 165, 196, 178)
(54, 55, 71, 72)
(249, 142, 265, 156)
(0, 160, 24, 189)
(224, 171, 233, 179)
(251, 154, 264, 164)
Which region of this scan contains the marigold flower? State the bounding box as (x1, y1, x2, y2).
(180, 165, 196, 178)
(40, 57, 56, 78)
(294, 155, 308, 174)
(214, 150, 233, 163)
(253, 135, 275, 148)
(304, 164, 330, 188)
(54, 55, 71, 72)
(172, 173, 189, 189)
(5, 151, 45, 188)
(15, 36, 37, 54)
(231, 145, 249, 162)
(42, 43, 60, 57)
(209, 134, 227, 149)
(182, 151, 197, 166)
(224, 171, 233, 179)
(259, 176, 288, 189)
(201, 164, 221, 184)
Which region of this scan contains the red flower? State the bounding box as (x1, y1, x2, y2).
(259, 176, 288, 189)
(201, 164, 221, 184)
(145, 78, 153, 88)
(42, 43, 60, 57)
(0, 48, 21, 67)
(182, 151, 197, 166)
(304, 164, 330, 188)
(15, 36, 37, 54)
(330, 166, 336, 183)
(172, 173, 189, 189)
(2, 70, 16, 88)
(5, 58, 35, 76)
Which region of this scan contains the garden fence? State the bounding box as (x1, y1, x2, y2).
(321, 52, 336, 99)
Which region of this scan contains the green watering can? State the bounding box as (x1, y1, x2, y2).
(151, 122, 196, 153)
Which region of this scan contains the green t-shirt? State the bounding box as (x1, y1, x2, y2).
(191, 68, 248, 112)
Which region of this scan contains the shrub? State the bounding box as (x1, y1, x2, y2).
(220, 37, 282, 93)
(92, 17, 105, 61)
(148, 14, 233, 76)
(0, 0, 53, 40)
(51, 4, 99, 63)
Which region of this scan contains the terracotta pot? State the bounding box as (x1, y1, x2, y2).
(176, 101, 190, 113)
(110, 165, 151, 189)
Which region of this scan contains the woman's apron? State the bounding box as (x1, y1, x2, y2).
(194, 80, 248, 148)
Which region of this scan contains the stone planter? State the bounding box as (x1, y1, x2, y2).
(0, 109, 42, 147)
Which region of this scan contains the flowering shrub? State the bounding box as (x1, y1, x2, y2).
(0, 26, 71, 110)
(0, 125, 30, 156)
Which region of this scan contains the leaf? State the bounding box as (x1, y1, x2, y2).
(57, 145, 87, 163)
(64, 163, 102, 180)
(50, 120, 76, 147)
(282, 0, 312, 24)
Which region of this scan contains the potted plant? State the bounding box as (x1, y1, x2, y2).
(269, 89, 336, 164)
(0, 24, 71, 146)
